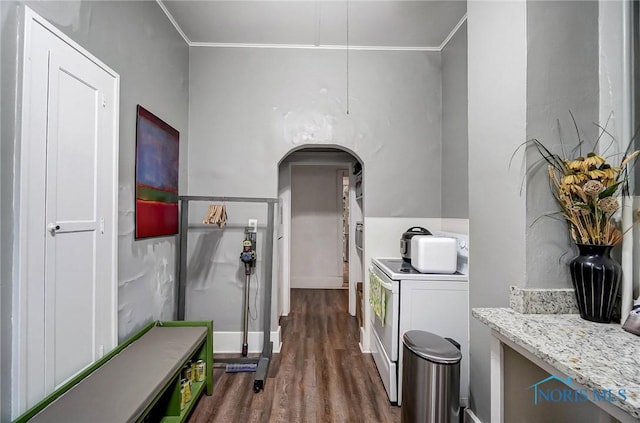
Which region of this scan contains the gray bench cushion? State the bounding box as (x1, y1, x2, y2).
(30, 326, 207, 423)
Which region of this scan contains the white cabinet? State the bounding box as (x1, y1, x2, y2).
(398, 280, 469, 407)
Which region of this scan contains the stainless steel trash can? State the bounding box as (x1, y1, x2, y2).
(401, 330, 462, 423)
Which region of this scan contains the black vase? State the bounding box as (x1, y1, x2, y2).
(569, 244, 621, 323)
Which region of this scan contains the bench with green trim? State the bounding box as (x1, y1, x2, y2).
(14, 320, 213, 423)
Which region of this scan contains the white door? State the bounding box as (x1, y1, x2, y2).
(15, 8, 119, 415)
(44, 43, 116, 389)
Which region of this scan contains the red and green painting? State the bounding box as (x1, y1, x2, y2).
(135, 105, 179, 239)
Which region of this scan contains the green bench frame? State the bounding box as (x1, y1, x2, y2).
(13, 320, 213, 423)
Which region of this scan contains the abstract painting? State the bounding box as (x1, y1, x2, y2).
(135, 105, 179, 239)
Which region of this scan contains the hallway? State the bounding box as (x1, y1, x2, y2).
(188, 289, 400, 422)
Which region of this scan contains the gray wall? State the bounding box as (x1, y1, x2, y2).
(468, 1, 528, 420)
(188, 47, 443, 218)
(525, 0, 599, 289)
(0, 26, 2, 423)
(290, 164, 348, 288)
(0, 1, 188, 418)
(441, 22, 468, 218)
(468, 2, 601, 422)
(183, 200, 272, 334)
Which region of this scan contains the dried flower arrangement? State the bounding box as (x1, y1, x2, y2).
(518, 115, 640, 245)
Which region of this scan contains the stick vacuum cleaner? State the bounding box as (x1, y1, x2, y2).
(239, 230, 256, 357)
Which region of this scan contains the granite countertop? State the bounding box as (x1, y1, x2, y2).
(473, 308, 640, 420)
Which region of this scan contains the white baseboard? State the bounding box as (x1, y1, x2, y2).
(464, 408, 483, 423)
(214, 326, 281, 354)
(290, 276, 343, 289)
(358, 326, 370, 353)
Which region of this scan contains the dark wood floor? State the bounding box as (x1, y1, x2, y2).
(188, 289, 401, 423)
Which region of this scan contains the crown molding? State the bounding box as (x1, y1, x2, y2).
(157, 0, 467, 53)
(189, 42, 441, 52)
(157, 0, 191, 45)
(439, 14, 468, 50)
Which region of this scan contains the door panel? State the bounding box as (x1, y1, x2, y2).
(369, 265, 399, 360)
(44, 46, 108, 390)
(370, 326, 397, 403)
(52, 231, 96, 386)
(53, 67, 98, 222)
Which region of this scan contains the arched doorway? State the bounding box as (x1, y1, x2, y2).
(277, 146, 364, 337)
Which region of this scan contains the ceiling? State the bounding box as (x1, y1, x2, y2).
(160, 1, 467, 49)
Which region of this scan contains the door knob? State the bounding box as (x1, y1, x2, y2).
(47, 223, 60, 235)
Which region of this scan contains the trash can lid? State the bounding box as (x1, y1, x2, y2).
(402, 330, 462, 364)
